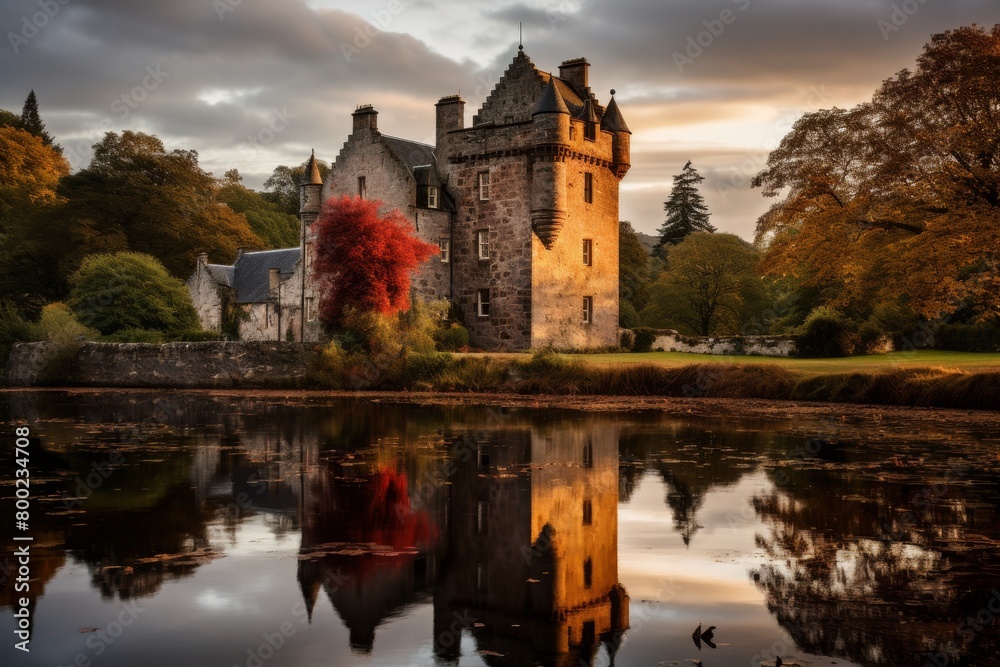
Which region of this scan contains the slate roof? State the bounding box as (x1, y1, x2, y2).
(533, 78, 570, 115)
(232, 248, 301, 304)
(600, 96, 631, 134)
(538, 71, 586, 114)
(381, 135, 437, 176)
(206, 264, 234, 287)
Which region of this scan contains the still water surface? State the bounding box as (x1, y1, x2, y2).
(1, 391, 998, 667)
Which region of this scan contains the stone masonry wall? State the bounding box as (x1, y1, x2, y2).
(186, 263, 225, 333)
(648, 330, 796, 356)
(6, 342, 318, 387)
(531, 120, 620, 349)
(446, 131, 535, 350)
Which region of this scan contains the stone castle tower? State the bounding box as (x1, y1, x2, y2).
(320, 48, 630, 350)
(190, 49, 630, 350)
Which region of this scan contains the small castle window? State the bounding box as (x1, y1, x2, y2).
(478, 171, 490, 201)
(358, 176, 367, 199)
(583, 239, 593, 266)
(428, 186, 439, 209)
(584, 172, 593, 203)
(583, 296, 593, 324)
(583, 558, 593, 588)
(583, 499, 593, 526)
(583, 439, 593, 467)
(477, 289, 491, 318)
(477, 230, 490, 260)
(584, 122, 596, 141)
(477, 563, 487, 592)
(439, 239, 450, 263)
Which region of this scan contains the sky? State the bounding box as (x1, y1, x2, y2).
(1, 0, 995, 239)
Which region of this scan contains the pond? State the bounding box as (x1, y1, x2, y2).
(1, 390, 998, 667)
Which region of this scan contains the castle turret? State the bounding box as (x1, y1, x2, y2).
(299, 149, 323, 228)
(601, 91, 632, 179)
(435, 94, 465, 151)
(530, 78, 570, 250)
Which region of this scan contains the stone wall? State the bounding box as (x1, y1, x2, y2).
(531, 122, 620, 350)
(641, 330, 797, 357)
(6, 342, 318, 388)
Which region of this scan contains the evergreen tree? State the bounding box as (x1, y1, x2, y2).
(656, 161, 714, 252)
(20, 90, 58, 152)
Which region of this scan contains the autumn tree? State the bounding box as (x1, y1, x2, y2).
(0, 108, 21, 129)
(313, 196, 437, 326)
(263, 159, 330, 215)
(217, 169, 300, 248)
(0, 126, 71, 315)
(68, 252, 199, 335)
(641, 233, 766, 336)
(754, 25, 1000, 323)
(656, 161, 715, 253)
(54, 131, 262, 278)
(619, 221, 652, 327)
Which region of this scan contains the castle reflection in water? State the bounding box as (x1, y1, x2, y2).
(3, 392, 999, 667)
(292, 415, 629, 664)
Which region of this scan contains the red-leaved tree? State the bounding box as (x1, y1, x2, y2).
(313, 195, 438, 326)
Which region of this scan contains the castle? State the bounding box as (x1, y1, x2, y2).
(188, 48, 631, 350)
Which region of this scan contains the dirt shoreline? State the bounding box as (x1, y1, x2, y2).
(5, 386, 1000, 429)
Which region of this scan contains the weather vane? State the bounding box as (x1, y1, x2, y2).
(519, 22, 523, 50)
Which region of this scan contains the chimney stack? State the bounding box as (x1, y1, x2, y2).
(352, 104, 378, 134)
(558, 58, 590, 93)
(435, 95, 465, 148)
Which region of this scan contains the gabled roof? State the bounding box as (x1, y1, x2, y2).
(232, 248, 300, 304)
(381, 136, 437, 176)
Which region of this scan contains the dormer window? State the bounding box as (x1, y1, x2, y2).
(584, 122, 596, 141)
(358, 176, 367, 199)
(427, 186, 439, 209)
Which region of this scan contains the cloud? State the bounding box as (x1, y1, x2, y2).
(1, 0, 995, 237)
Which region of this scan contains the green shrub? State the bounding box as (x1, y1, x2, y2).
(795, 307, 861, 357)
(68, 252, 199, 336)
(619, 329, 636, 350)
(935, 321, 1000, 352)
(25, 303, 99, 383)
(632, 327, 657, 353)
(433, 323, 469, 351)
(0, 301, 33, 375)
(404, 352, 454, 386)
(102, 328, 166, 343)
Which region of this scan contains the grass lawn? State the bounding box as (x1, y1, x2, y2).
(462, 350, 1000, 377)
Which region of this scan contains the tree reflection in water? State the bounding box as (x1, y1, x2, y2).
(750, 440, 1000, 667)
(2, 392, 998, 667)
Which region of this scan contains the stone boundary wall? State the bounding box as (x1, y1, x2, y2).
(6, 342, 320, 388)
(624, 329, 796, 357)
